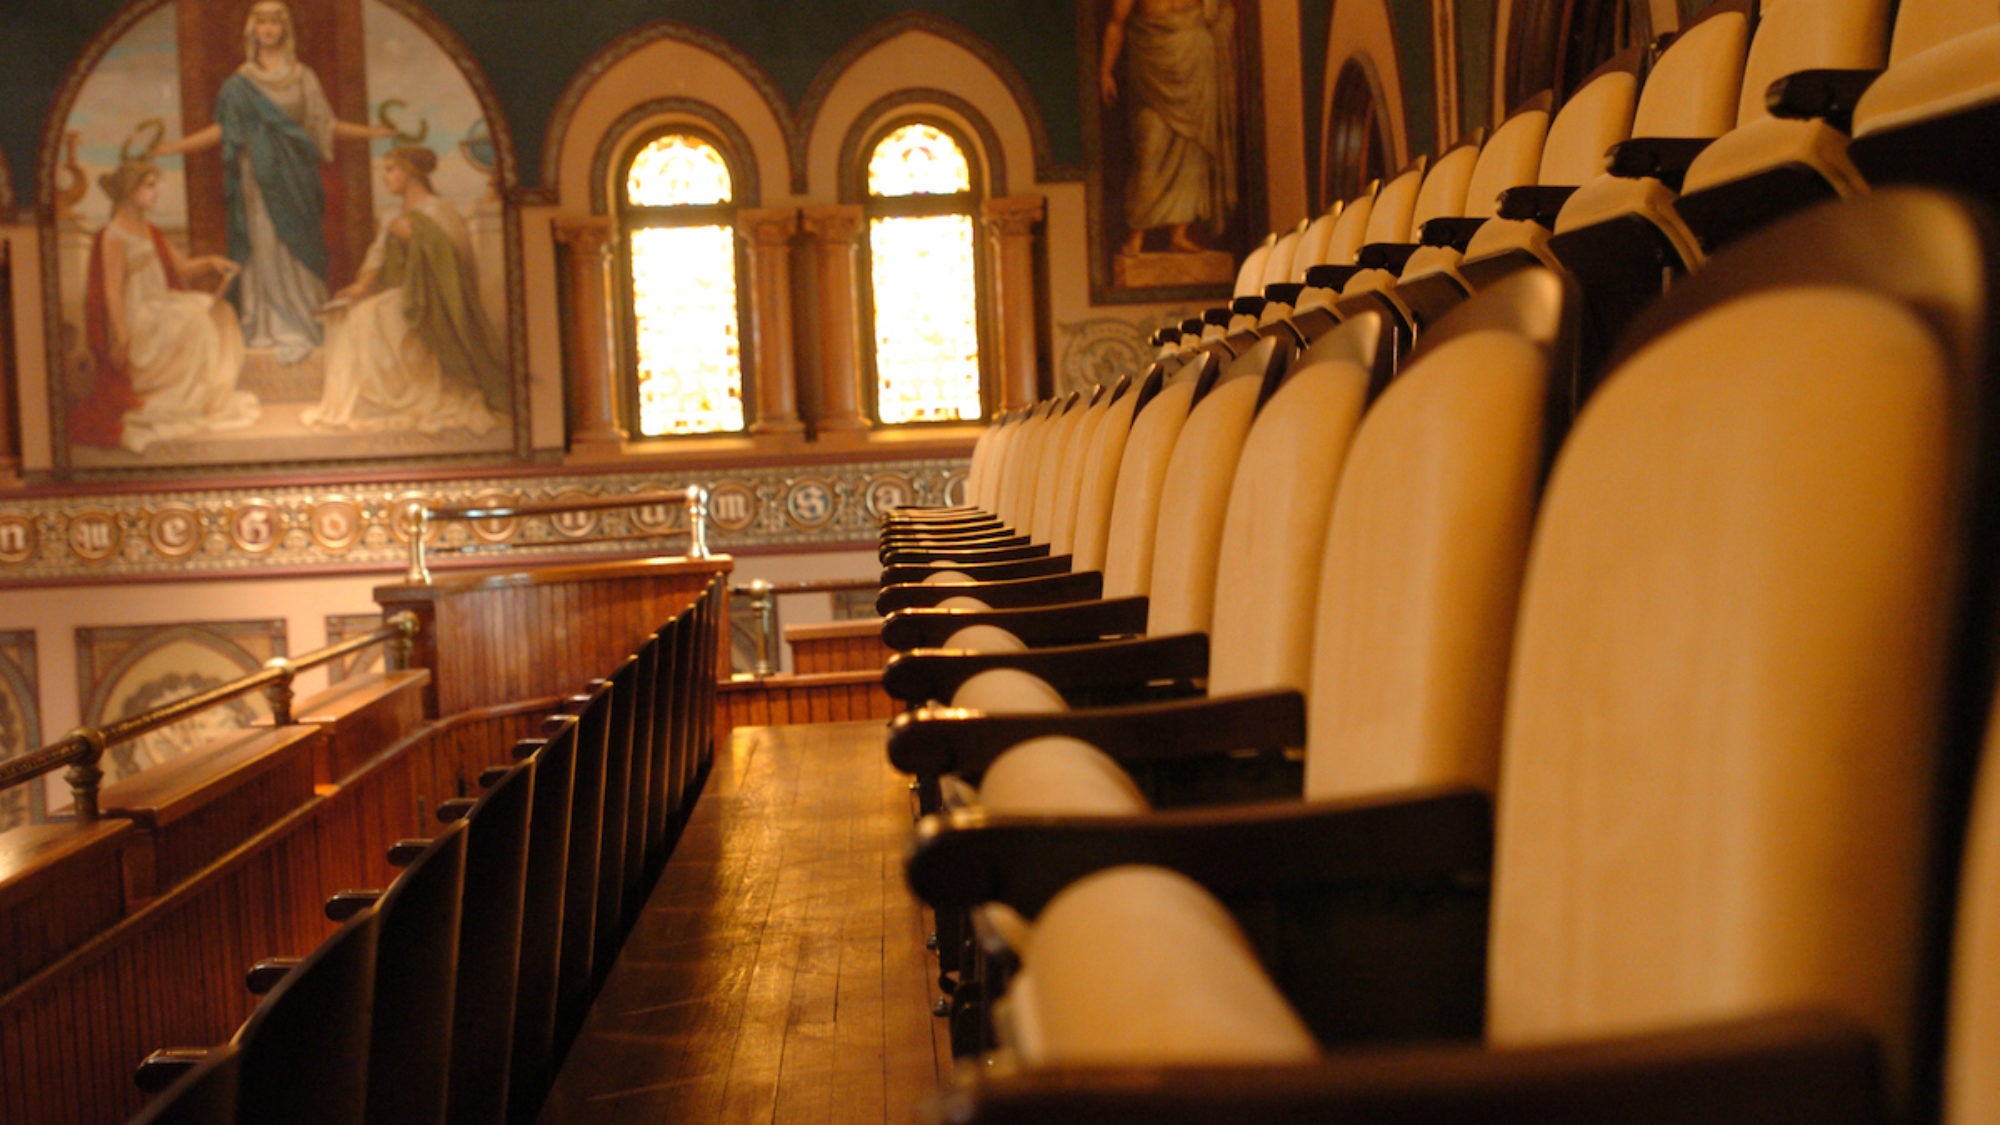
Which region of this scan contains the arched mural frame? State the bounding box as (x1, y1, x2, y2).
(35, 0, 530, 477)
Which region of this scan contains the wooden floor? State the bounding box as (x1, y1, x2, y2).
(538, 720, 953, 1124)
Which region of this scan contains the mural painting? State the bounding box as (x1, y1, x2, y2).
(1083, 0, 1263, 304)
(0, 633, 43, 833)
(77, 619, 286, 789)
(50, 0, 515, 472)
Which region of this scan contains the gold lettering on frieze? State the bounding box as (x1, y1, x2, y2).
(0, 515, 37, 565)
(310, 500, 363, 553)
(148, 505, 202, 559)
(229, 502, 281, 554)
(548, 490, 599, 539)
(707, 484, 757, 532)
(67, 511, 121, 562)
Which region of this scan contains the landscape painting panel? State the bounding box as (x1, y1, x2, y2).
(54, 0, 514, 472)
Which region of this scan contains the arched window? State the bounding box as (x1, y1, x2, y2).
(1324, 59, 1389, 208)
(863, 121, 986, 425)
(617, 130, 746, 436)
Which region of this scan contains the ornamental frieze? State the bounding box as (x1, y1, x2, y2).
(0, 458, 968, 584)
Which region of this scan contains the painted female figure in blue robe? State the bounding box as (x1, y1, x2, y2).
(158, 1, 390, 365)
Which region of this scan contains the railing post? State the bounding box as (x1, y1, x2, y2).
(405, 501, 431, 584)
(685, 485, 710, 559)
(749, 579, 778, 677)
(262, 658, 296, 726)
(387, 611, 418, 671)
(62, 729, 105, 823)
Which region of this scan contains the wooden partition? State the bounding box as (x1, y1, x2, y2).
(0, 700, 552, 1125)
(377, 555, 734, 717)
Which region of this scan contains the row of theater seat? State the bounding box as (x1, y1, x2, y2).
(124, 580, 724, 1125)
(872, 0, 2000, 1117)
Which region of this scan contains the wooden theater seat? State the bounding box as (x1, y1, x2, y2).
(908, 190, 2000, 1125)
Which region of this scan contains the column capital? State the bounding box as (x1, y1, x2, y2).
(980, 195, 1046, 237)
(551, 214, 615, 254)
(737, 206, 800, 247)
(801, 204, 867, 246)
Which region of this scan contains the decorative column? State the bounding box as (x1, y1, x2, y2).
(0, 239, 18, 485)
(552, 216, 627, 458)
(801, 204, 871, 438)
(981, 195, 1046, 413)
(737, 207, 805, 438)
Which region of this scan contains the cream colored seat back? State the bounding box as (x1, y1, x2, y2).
(1046, 393, 1114, 556)
(1290, 205, 1344, 281)
(970, 413, 1024, 515)
(1097, 383, 1197, 599)
(1489, 276, 1971, 1108)
(1234, 235, 1275, 299)
(1848, 0, 2000, 197)
(1948, 696, 2000, 1124)
(993, 400, 1059, 533)
(959, 421, 1003, 511)
(1027, 394, 1090, 544)
(1069, 388, 1146, 573)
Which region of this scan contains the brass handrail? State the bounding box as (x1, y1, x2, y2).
(404, 486, 709, 583)
(0, 612, 419, 823)
(728, 578, 879, 677)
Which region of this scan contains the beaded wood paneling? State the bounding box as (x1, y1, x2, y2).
(378, 558, 731, 716)
(0, 822, 131, 996)
(0, 701, 552, 1125)
(716, 670, 896, 744)
(786, 620, 891, 675)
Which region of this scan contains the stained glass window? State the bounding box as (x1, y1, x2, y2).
(621, 132, 746, 435)
(866, 123, 984, 425)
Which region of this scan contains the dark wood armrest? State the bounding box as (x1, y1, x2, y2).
(1419, 216, 1489, 250)
(1357, 241, 1420, 272)
(877, 570, 1106, 615)
(478, 765, 511, 789)
(1495, 184, 1577, 225)
(881, 531, 1029, 557)
(880, 554, 1071, 587)
(244, 957, 303, 995)
(323, 889, 381, 922)
(887, 688, 1304, 780)
(883, 542, 1051, 567)
(387, 837, 431, 867)
(908, 786, 1488, 914)
(437, 797, 477, 823)
(135, 1048, 211, 1093)
(929, 1012, 1882, 1125)
(541, 712, 578, 736)
(1766, 68, 1880, 133)
(1263, 282, 1306, 307)
(1606, 137, 1716, 189)
(1304, 263, 1364, 290)
(511, 737, 545, 762)
(882, 596, 1149, 651)
(882, 632, 1208, 707)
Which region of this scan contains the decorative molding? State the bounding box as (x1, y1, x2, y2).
(539, 19, 797, 198)
(0, 456, 968, 585)
(587, 97, 764, 216)
(981, 194, 1046, 238)
(794, 11, 1061, 196)
(800, 204, 866, 245)
(834, 90, 1008, 203)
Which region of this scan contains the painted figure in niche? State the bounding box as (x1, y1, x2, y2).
(302, 146, 504, 434)
(154, 0, 393, 366)
(1100, 0, 1240, 254)
(68, 161, 258, 454)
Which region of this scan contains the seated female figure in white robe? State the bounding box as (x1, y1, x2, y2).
(68, 161, 258, 454)
(304, 146, 506, 434)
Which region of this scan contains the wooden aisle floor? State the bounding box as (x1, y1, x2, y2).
(538, 720, 953, 1124)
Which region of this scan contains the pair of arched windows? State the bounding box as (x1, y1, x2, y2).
(614, 122, 987, 437)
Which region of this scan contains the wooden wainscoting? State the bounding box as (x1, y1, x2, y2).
(0, 700, 553, 1125)
(785, 618, 892, 674)
(717, 670, 898, 745)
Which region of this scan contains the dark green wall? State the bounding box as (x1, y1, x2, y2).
(0, 0, 1081, 199)
(1387, 0, 1435, 160)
